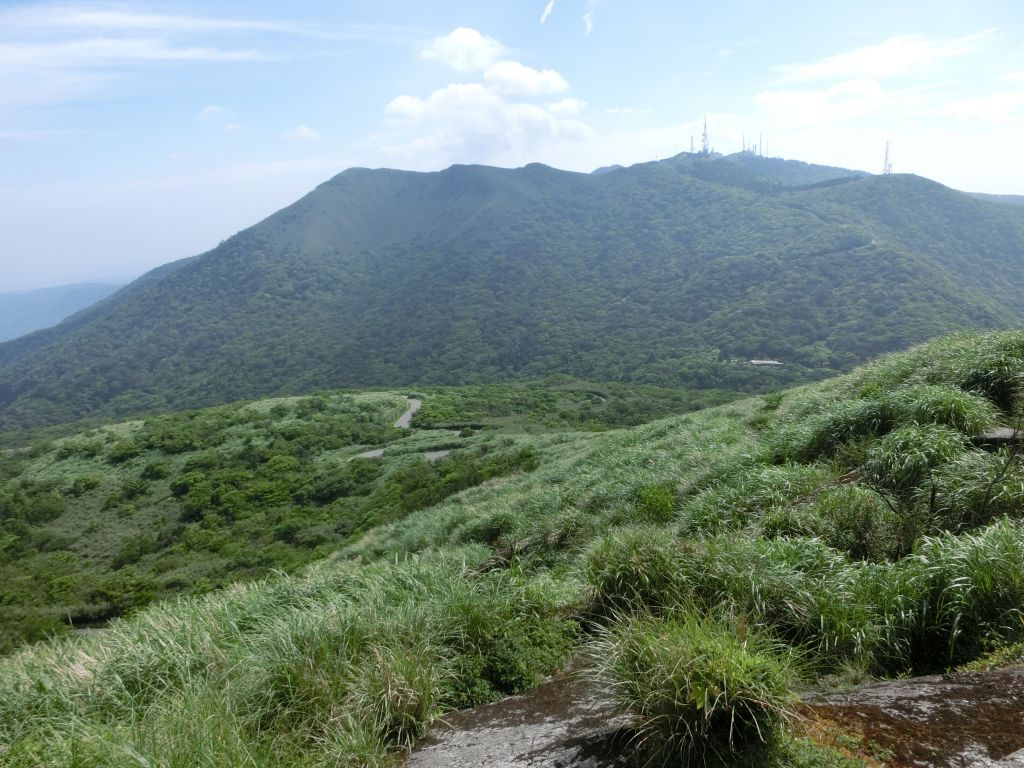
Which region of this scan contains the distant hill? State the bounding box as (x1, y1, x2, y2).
(2, 151, 1024, 430)
(969, 192, 1024, 207)
(0, 283, 122, 342)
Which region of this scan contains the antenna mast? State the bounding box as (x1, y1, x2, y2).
(701, 114, 709, 154)
(883, 141, 893, 174)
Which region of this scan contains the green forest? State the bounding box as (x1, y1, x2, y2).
(3, 153, 1024, 431)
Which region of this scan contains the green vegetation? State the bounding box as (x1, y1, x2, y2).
(591, 613, 796, 766)
(3, 331, 1024, 766)
(0, 380, 715, 653)
(4, 154, 1024, 430)
(0, 390, 545, 652)
(410, 380, 739, 431)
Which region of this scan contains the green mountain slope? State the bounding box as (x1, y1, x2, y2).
(0, 282, 122, 343)
(0, 380, 731, 652)
(2, 153, 1024, 429)
(3, 331, 1024, 767)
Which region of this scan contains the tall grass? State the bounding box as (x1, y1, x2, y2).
(0, 550, 577, 767)
(5, 331, 1024, 765)
(591, 612, 796, 767)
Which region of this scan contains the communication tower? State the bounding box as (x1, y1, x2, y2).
(883, 141, 893, 174)
(701, 114, 709, 154)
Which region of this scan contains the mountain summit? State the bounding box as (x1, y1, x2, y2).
(3, 152, 1024, 429)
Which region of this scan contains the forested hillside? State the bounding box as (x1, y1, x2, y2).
(2, 152, 1024, 429)
(0, 283, 121, 342)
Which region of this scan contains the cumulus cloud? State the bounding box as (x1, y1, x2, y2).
(378, 82, 591, 168)
(548, 97, 586, 115)
(420, 27, 504, 72)
(380, 26, 591, 169)
(484, 60, 568, 95)
(282, 125, 320, 140)
(540, 1, 555, 24)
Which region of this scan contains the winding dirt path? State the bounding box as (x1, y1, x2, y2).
(395, 398, 422, 429)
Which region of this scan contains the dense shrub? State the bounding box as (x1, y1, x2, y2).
(814, 484, 896, 561)
(885, 384, 998, 435)
(770, 397, 895, 462)
(864, 423, 964, 498)
(677, 464, 831, 536)
(584, 526, 691, 618)
(593, 613, 795, 766)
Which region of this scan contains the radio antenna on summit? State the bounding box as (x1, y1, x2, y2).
(883, 141, 893, 174)
(701, 114, 709, 154)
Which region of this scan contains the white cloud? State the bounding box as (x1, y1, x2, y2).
(384, 94, 426, 120)
(223, 122, 242, 133)
(0, 6, 422, 44)
(582, 0, 597, 35)
(758, 79, 890, 125)
(420, 27, 504, 72)
(548, 97, 586, 115)
(540, 1, 555, 24)
(0, 7, 289, 34)
(774, 31, 990, 85)
(385, 28, 589, 168)
(282, 125, 320, 140)
(196, 105, 232, 121)
(0, 37, 266, 71)
(376, 82, 591, 169)
(944, 91, 1024, 124)
(484, 60, 568, 96)
(605, 107, 652, 117)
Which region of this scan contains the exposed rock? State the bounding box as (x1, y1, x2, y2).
(804, 668, 1024, 767)
(406, 674, 632, 768)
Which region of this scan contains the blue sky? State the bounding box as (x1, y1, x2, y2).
(2, 0, 1023, 290)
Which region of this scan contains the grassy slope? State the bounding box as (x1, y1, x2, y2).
(4, 155, 1024, 431)
(3, 331, 1024, 766)
(0, 381, 730, 653)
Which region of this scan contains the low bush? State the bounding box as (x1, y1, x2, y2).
(678, 464, 831, 537)
(885, 384, 998, 436)
(592, 612, 795, 766)
(584, 526, 690, 618)
(863, 424, 964, 499)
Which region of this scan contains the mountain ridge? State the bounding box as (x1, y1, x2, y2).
(2, 152, 1024, 430)
(0, 283, 123, 343)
